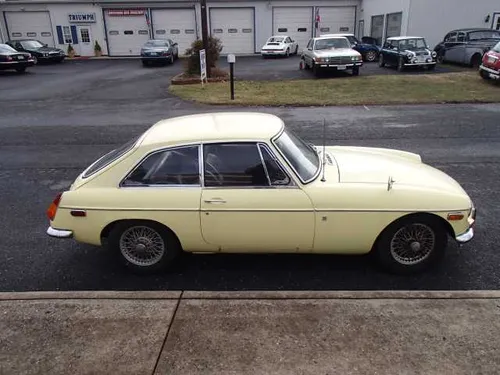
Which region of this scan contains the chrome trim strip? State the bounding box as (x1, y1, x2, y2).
(404, 62, 436, 66)
(59, 206, 199, 212)
(456, 228, 474, 244)
(479, 65, 499, 75)
(257, 144, 272, 187)
(258, 142, 297, 187)
(46, 226, 73, 238)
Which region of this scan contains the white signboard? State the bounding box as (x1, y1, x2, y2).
(200, 49, 207, 83)
(68, 12, 97, 23)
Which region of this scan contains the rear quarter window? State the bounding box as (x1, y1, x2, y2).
(82, 136, 139, 178)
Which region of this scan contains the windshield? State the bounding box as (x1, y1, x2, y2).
(0, 44, 17, 53)
(493, 41, 500, 53)
(314, 38, 350, 50)
(268, 37, 284, 43)
(274, 129, 320, 182)
(398, 38, 428, 50)
(144, 40, 168, 47)
(469, 31, 500, 41)
(345, 35, 358, 44)
(20, 40, 44, 49)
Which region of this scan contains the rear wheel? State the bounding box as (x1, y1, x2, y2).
(169, 54, 175, 64)
(470, 54, 482, 69)
(374, 215, 448, 274)
(109, 220, 181, 274)
(365, 50, 377, 62)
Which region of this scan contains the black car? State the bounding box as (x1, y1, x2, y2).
(321, 33, 381, 62)
(0, 43, 36, 73)
(6, 39, 65, 64)
(378, 36, 437, 72)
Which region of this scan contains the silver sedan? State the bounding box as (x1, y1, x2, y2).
(140, 39, 179, 66)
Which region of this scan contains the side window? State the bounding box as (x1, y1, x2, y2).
(203, 143, 269, 187)
(259, 144, 291, 186)
(285, 37, 291, 43)
(447, 32, 457, 42)
(122, 146, 200, 186)
(457, 32, 466, 42)
(307, 39, 313, 49)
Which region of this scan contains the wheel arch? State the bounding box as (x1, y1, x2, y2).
(470, 52, 483, 67)
(370, 212, 455, 253)
(100, 219, 183, 249)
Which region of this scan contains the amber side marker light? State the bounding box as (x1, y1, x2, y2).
(447, 213, 464, 221)
(46, 192, 62, 221)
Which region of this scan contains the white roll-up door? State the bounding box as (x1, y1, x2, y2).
(273, 7, 313, 53)
(210, 8, 255, 54)
(5, 11, 55, 46)
(316, 7, 356, 35)
(151, 8, 197, 56)
(104, 9, 151, 56)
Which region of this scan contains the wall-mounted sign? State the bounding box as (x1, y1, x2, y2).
(107, 9, 145, 16)
(68, 12, 96, 23)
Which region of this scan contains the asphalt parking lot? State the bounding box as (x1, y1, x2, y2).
(0, 59, 499, 292)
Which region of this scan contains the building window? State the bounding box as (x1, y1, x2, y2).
(12, 32, 22, 37)
(26, 32, 37, 37)
(320, 27, 330, 32)
(228, 28, 237, 33)
(370, 14, 384, 45)
(213, 28, 223, 33)
(385, 12, 402, 39)
(277, 28, 287, 32)
(339, 27, 349, 32)
(156, 29, 166, 35)
(170, 29, 180, 34)
(297, 28, 307, 32)
(109, 30, 119, 35)
(124, 30, 134, 35)
(242, 28, 252, 33)
(185, 29, 195, 34)
(138, 30, 149, 35)
(62, 26, 73, 43)
(80, 28, 90, 43)
(41, 32, 52, 37)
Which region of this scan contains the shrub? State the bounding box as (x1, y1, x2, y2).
(67, 44, 74, 54)
(94, 41, 102, 52)
(184, 37, 223, 76)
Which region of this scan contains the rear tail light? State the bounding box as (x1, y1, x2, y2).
(46, 193, 63, 221)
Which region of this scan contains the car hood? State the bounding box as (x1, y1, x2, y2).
(314, 48, 359, 57)
(26, 46, 63, 53)
(323, 146, 467, 195)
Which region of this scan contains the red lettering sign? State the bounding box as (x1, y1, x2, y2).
(107, 9, 145, 16)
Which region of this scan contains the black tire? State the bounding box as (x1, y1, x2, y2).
(295, 45, 299, 55)
(378, 54, 385, 67)
(436, 53, 444, 64)
(352, 66, 360, 76)
(397, 57, 405, 72)
(365, 50, 377, 62)
(15, 67, 26, 73)
(427, 64, 436, 71)
(108, 220, 181, 274)
(470, 54, 482, 69)
(285, 48, 290, 57)
(169, 55, 175, 64)
(303, 59, 310, 70)
(142, 60, 148, 67)
(480, 69, 490, 80)
(312, 63, 320, 76)
(374, 214, 448, 275)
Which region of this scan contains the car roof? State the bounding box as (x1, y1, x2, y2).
(387, 36, 425, 40)
(448, 28, 498, 33)
(138, 112, 285, 147)
(314, 35, 349, 40)
(321, 33, 354, 37)
(268, 35, 287, 38)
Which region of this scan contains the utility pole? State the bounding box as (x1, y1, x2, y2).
(200, 0, 211, 77)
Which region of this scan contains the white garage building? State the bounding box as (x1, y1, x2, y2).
(0, 0, 499, 57)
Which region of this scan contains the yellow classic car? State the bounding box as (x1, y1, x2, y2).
(46, 112, 476, 274)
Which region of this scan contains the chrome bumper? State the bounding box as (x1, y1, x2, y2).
(404, 61, 436, 66)
(47, 226, 73, 239)
(479, 64, 500, 78)
(456, 227, 474, 244)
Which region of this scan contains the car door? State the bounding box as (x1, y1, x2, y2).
(200, 142, 315, 252)
(444, 32, 460, 62)
(303, 39, 314, 65)
(384, 40, 398, 65)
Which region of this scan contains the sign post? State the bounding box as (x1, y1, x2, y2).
(227, 53, 235, 100)
(200, 49, 207, 86)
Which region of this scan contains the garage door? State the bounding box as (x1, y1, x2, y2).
(273, 7, 313, 54)
(5, 11, 55, 46)
(210, 8, 254, 54)
(104, 9, 151, 56)
(316, 7, 356, 35)
(151, 8, 197, 56)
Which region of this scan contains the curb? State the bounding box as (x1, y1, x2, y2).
(1, 290, 500, 301)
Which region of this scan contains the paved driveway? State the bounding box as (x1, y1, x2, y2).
(216, 55, 471, 80)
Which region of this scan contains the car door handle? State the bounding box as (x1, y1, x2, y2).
(204, 198, 227, 204)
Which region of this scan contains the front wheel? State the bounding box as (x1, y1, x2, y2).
(109, 220, 181, 274)
(374, 215, 448, 274)
(470, 54, 482, 69)
(378, 54, 385, 67)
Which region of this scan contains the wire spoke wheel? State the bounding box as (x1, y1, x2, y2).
(366, 51, 377, 62)
(390, 223, 436, 265)
(119, 225, 165, 267)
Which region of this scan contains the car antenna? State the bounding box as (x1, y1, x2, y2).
(321, 118, 327, 182)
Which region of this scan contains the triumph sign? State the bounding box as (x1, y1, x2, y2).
(68, 12, 97, 23)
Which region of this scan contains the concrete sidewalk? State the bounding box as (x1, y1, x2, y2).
(1, 291, 499, 375)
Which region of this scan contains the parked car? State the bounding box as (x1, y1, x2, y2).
(261, 35, 299, 57)
(0, 43, 36, 73)
(301, 36, 363, 76)
(379, 36, 437, 72)
(322, 33, 380, 62)
(479, 41, 500, 80)
(361, 36, 379, 46)
(434, 28, 500, 68)
(140, 39, 179, 66)
(46, 112, 475, 275)
(6, 39, 65, 64)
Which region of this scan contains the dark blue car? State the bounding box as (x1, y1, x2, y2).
(323, 33, 381, 62)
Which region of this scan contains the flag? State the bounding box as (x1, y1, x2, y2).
(145, 11, 150, 26)
(315, 8, 320, 29)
